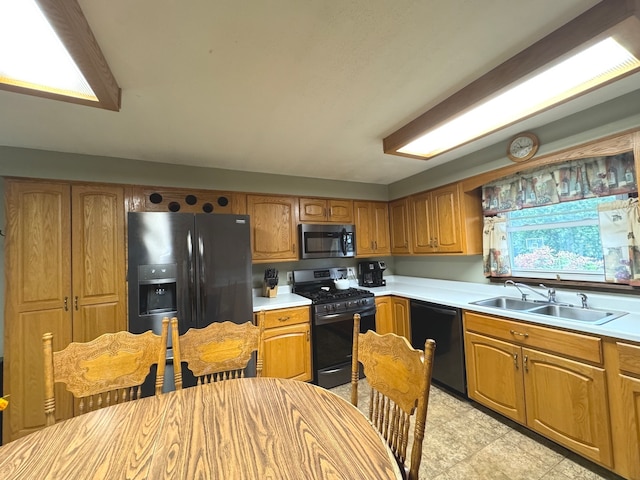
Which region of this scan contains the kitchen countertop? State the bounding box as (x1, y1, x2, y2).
(252, 276, 640, 343)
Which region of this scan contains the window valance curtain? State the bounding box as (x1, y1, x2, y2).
(597, 198, 640, 285)
(482, 216, 511, 278)
(482, 151, 636, 216)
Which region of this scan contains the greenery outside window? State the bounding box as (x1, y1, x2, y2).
(506, 195, 625, 282)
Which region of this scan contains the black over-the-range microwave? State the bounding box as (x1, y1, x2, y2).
(299, 224, 356, 259)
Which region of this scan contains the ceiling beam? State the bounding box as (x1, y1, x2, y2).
(383, 0, 640, 160)
(0, 0, 121, 111)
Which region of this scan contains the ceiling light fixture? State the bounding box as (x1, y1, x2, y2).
(383, 0, 640, 160)
(0, 0, 120, 111)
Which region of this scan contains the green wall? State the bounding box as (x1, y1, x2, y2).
(1, 88, 640, 356)
(0, 147, 389, 200)
(0, 149, 389, 357)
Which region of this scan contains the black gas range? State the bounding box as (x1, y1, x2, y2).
(292, 268, 375, 314)
(292, 268, 376, 388)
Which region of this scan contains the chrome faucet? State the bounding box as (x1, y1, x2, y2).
(504, 280, 552, 302)
(540, 284, 557, 303)
(577, 292, 589, 309)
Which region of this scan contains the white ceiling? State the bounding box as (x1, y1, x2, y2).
(2, 0, 637, 185)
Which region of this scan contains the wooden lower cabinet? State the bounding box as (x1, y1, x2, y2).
(375, 296, 410, 340)
(464, 311, 613, 469)
(256, 307, 312, 382)
(604, 340, 640, 480)
(523, 348, 611, 465)
(465, 331, 526, 423)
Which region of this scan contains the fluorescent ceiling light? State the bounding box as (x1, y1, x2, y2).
(383, 0, 640, 161)
(398, 38, 640, 158)
(0, 0, 96, 101)
(0, 0, 120, 110)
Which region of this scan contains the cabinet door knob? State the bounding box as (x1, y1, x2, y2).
(74, 296, 79, 311)
(64, 296, 69, 311)
(513, 353, 519, 369)
(524, 355, 529, 373)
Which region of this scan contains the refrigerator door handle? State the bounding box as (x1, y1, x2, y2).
(187, 229, 197, 327)
(198, 233, 206, 321)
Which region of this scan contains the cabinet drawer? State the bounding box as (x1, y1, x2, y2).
(464, 311, 602, 364)
(260, 307, 309, 328)
(617, 342, 640, 376)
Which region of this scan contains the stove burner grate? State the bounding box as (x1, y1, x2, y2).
(296, 287, 373, 304)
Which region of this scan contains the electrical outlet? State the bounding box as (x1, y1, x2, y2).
(347, 267, 356, 278)
(287, 271, 293, 284)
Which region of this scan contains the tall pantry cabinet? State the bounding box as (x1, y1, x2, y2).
(3, 179, 126, 443)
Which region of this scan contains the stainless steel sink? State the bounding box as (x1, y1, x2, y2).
(471, 296, 537, 311)
(469, 296, 627, 325)
(527, 304, 626, 324)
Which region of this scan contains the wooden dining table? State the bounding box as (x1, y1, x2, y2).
(0, 377, 402, 479)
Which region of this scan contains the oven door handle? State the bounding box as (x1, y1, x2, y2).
(314, 306, 376, 325)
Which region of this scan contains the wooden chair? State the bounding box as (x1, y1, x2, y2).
(42, 318, 169, 427)
(171, 317, 264, 389)
(351, 313, 436, 480)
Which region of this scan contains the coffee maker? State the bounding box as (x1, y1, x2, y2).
(357, 261, 386, 287)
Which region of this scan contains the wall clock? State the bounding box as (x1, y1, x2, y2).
(507, 132, 539, 162)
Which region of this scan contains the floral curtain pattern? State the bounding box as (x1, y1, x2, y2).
(482, 152, 636, 215)
(597, 198, 640, 285)
(482, 216, 511, 277)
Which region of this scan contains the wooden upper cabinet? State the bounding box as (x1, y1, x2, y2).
(127, 185, 246, 214)
(71, 185, 126, 342)
(410, 183, 482, 254)
(389, 197, 412, 254)
(3, 179, 126, 443)
(299, 198, 353, 223)
(410, 191, 435, 253)
(354, 201, 390, 257)
(247, 195, 299, 262)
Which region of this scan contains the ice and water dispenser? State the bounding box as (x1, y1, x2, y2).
(137, 264, 177, 316)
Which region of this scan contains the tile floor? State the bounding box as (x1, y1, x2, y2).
(329, 381, 625, 480)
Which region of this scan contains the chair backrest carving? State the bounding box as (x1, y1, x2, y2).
(171, 318, 264, 389)
(43, 318, 169, 426)
(351, 313, 435, 480)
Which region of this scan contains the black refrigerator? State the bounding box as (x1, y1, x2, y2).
(127, 212, 253, 393)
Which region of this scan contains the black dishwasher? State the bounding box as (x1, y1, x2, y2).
(410, 300, 466, 397)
